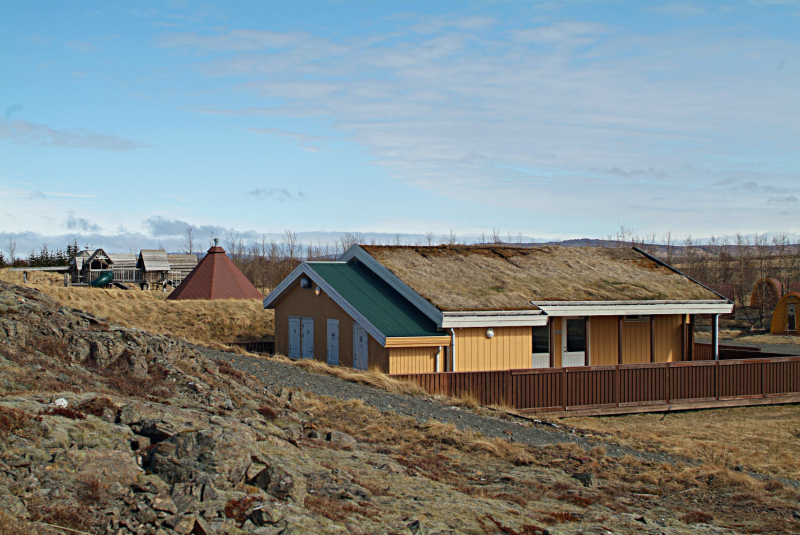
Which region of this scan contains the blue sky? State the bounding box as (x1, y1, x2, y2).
(1, 1, 799, 253)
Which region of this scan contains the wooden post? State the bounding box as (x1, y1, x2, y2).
(618, 315, 624, 365)
(561, 368, 567, 410)
(614, 365, 621, 407)
(650, 316, 655, 363)
(689, 315, 695, 361)
(681, 314, 687, 361)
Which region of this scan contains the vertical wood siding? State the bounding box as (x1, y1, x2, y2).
(653, 314, 683, 362)
(622, 321, 651, 364)
(455, 327, 532, 371)
(274, 283, 389, 372)
(389, 346, 440, 374)
(589, 316, 618, 365)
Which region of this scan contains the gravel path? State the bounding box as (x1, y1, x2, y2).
(194, 346, 690, 464)
(193, 346, 800, 489)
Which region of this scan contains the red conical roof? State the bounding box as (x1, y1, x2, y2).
(167, 244, 262, 301)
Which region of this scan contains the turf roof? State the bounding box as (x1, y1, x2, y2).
(359, 245, 721, 312)
(307, 261, 444, 338)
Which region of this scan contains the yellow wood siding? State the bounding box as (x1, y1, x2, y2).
(454, 327, 532, 371)
(589, 316, 618, 366)
(274, 283, 390, 372)
(771, 293, 800, 335)
(622, 320, 650, 364)
(389, 346, 440, 374)
(652, 314, 683, 362)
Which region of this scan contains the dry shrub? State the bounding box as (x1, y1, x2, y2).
(477, 513, 546, 535)
(589, 445, 606, 459)
(75, 396, 117, 418)
(542, 512, 579, 524)
(98, 357, 173, 401)
(556, 493, 594, 507)
(76, 476, 107, 507)
(468, 438, 536, 466)
(26, 335, 70, 362)
(257, 406, 278, 420)
(218, 361, 244, 380)
(0, 406, 43, 440)
(681, 510, 714, 524)
(493, 492, 527, 507)
(224, 495, 262, 525)
(272, 355, 426, 396)
(29, 499, 99, 533)
(0, 511, 37, 535)
(40, 406, 86, 420)
(679, 464, 762, 492)
(305, 494, 377, 522)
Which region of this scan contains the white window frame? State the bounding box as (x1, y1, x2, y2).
(531, 324, 550, 369)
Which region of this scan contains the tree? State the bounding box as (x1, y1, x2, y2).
(181, 227, 195, 254)
(6, 239, 16, 263)
(0, 252, 6, 268)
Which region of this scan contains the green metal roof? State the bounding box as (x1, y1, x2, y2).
(306, 261, 444, 338)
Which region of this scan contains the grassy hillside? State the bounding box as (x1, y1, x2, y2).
(0, 269, 274, 349)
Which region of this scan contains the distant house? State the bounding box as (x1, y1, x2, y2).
(168, 240, 262, 301)
(69, 248, 197, 289)
(771, 292, 799, 335)
(263, 245, 732, 374)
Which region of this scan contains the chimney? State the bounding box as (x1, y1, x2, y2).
(214, 238, 219, 247)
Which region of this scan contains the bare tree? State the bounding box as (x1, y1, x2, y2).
(425, 232, 435, 246)
(663, 231, 675, 265)
(442, 230, 457, 245)
(6, 239, 16, 263)
(491, 228, 502, 244)
(181, 227, 194, 254)
(338, 232, 363, 254)
(392, 234, 402, 246)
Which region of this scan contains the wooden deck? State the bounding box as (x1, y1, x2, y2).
(391, 354, 800, 417)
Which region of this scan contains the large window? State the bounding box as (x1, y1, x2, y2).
(532, 325, 549, 354)
(565, 318, 586, 353)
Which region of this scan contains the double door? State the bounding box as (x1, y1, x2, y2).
(288, 316, 314, 360)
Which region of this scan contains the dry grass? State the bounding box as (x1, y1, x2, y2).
(562, 404, 800, 480)
(361, 245, 718, 311)
(697, 332, 800, 346)
(268, 354, 426, 396)
(0, 272, 274, 348)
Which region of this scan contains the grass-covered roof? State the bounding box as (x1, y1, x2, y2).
(360, 245, 720, 312)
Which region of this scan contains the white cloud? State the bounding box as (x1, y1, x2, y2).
(159, 17, 800, 231)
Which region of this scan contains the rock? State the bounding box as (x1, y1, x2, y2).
(173, 494, 197, 514)
(131, 435, 151, 451)
(571, 472, 594, 488)
(139, 420, 177, 443)
(151, 492, 178, 514)
(201, 482, 219, 502)
(149, 427, 253, 490)
(135, 474, 170, 494)
(326, 431, 357, 445)
(247, 464, 306, 505)
(164, 513, 197, 534)
(192, 516, 211, 535)
(249, 505, 283, 527)
(307, 430, 320, 439)
(136, 506, 158, 525)
(55, 397, 68, 408)
(120, 404, 144, 425)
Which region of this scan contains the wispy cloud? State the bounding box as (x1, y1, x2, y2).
(247, 188, 305, 202)
(0, 118, 148, 151)
(246, 127, 329, 152)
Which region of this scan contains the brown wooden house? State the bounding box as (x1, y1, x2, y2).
(263, 245, 733, 374)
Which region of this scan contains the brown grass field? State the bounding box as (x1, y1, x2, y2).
(557, 404, 800, 481)
(3, 268, 798, 486)
(0, 269, 274, 349)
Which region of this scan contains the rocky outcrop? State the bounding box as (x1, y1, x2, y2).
(0, 280, 798, 535)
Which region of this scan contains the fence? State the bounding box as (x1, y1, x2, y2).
(226, 341, 275, 354)
(693, 342, 790, 360)
(391, 356, 800, 416)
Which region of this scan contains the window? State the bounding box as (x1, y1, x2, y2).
(532, 325, 549, 354)
(565, 318, 586, 353)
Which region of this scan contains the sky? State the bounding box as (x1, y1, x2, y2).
(1, 1, 799, 254)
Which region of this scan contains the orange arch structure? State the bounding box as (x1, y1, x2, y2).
(771, 292, 800, 335)
(750, 277, 782, 308)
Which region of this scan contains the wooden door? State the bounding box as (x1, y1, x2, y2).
(353, 323, 368, 371)
(327, 319, 339, 366)
(301, 318, 314, 360)
(288, 316, 300, 359)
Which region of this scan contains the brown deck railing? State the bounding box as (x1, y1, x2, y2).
(391, 356, 800, 416)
